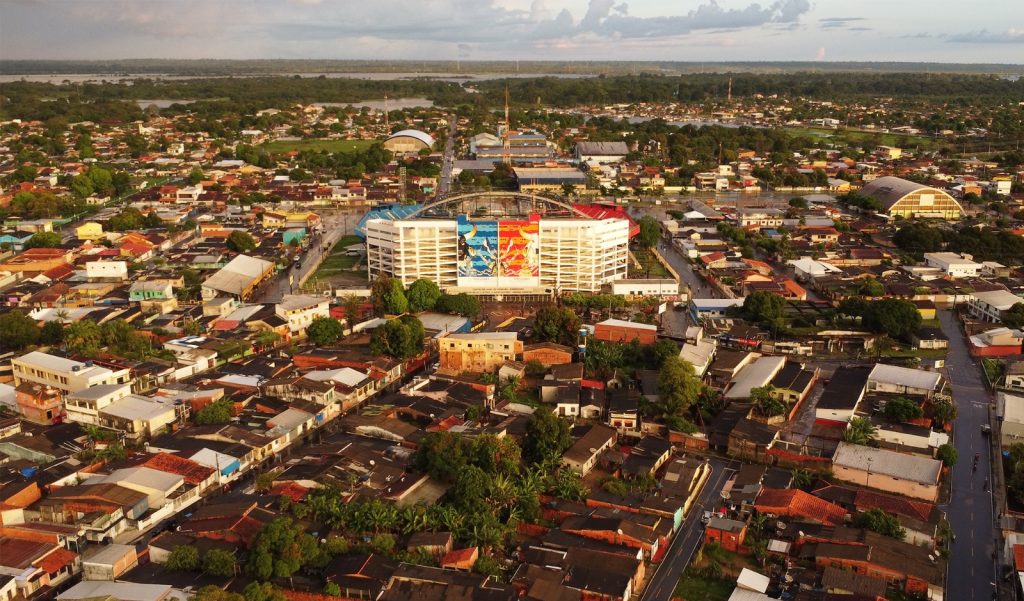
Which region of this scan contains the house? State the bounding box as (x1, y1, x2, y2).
(910, 327, 949, 350)
(0, 248, 74, 274)
(0, 537, 80, 598)
(607, 388, 641, 435)
(923, 252, 982, 278)
(57, 581, 177, 601)
(968, 289, 1022, 323)
(85, 260, 128, 282)
(98, 395, 179, 441)
(129, 280, 175, 302)
(689, 297, 745, 322)
(81, 544, 137, 581)
(576, 141, 629, 163)
(275, 294, 330, 335)
(12, 351, 132, 394)
(815, 366, 870, 427)
(737, 207, 784, 229)
(522, 342, 574, 366)
(769, 362, 818, 404)
(562, 423, 617, 475)
(999, 392, 1024, 447)
(704, 517, 747, 552)
(1006, 361, 1024, 392)
(15, 383, 64, 425)
(866, 364, 942, 398)
(406, 531, 454, 558)
(201, 254, 276, 301)
(64, 383, 133, 425)
(754, 488, 847, 525)
(968, 326, 1024, 356)
(439, 332, 523, 374)
(724, 356, 787, 401)
(440, 547, 479, 571)
(831, 442, 942, 501)
(75, 222, 105, 241)
(593, 319, 657, 345)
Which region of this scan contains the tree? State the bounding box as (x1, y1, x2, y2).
(369, 316, 424, 360)
(0, 311, 40, 351)
(64, 320, 102, 357)
(533, 306, 582, 347)
(523, 409, 571, 465)
(859, 277, 886, 297)
(932, 398, 957, 425)
(339, 294, 363, 330)
(862, 298, 922, 338)
(87, 166, 113, 194)
(652, 356, 702, 431)
(937, 443, 958, 467)
(371, 275, 409, 316)
(246, 517, 321, 580)
(413, 431, 469, 481)
(750, 385, 786, 418)
(195, 399, 233, 425)
(24, 231, 62, 249)
(636, 215, 662, 248)
(166, 545, 200, 571)
(189, 167, 205, 185)
(202, 548, 236, 577)
(323, 583, 341, 597)
(243, 583, 287, 601)
(881, 397, 923, 423)
(434, 293, 480, 317)
(852, 508, 906, 539)
(406, 279, 441, 312)
(742, 291, 786, 324)
(788, 197, 808, 209)
(1003, 303, 1024, 330)
(70, 173, 94, 199)
(842, 417, 878, 445)
(226, 230, 257, 253)
(790, 469, 813, 490)
(40, 320, 64, 345)
(306, 316, 345, 346)
(194, 587, 243, 601)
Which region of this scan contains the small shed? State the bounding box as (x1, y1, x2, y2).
(82, 543, 138, 581)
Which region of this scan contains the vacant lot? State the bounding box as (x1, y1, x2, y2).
(632, 248, 672, 278)
(262, 139, 376, 154)
(673, 573, 734, 601)
(785, 126, 938, 150)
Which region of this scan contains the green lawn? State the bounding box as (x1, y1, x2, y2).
(310, 234, 366, 282)
(262, 138, 376, 154)
(673, 573, 735, 601)
(785, 126, 937, 150)
(632, 248, 672, 278)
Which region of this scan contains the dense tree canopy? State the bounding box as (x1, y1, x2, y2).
(306, 316, 344, 346)
(406, 279, 441, 312)
(0, 311, 41, 351)
(533, 306, 582, 347)
(433, 293, 480, 317)
(636, 216, 662, 248)
(226, 230, 258, 253)
(852, 508, 906, 539)
(24, 231, 62, 249)
(523, 409, 572, 466)
(368, 316, 425, 360)
(246, 517, 321, 580)
(861, 299, 922, 337)
(371, 275, 409, 316)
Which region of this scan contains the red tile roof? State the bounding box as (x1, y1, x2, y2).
(36, 547, 78, 574)
(441, 547, 478, 567)
(41, 264, 75, 282)
(270, 482, 309, 502)
(755, 488, 848, 526)
(1014, 544, 1024, 571)
(854, 489, 934, 524)
(142, 453, 215, 486)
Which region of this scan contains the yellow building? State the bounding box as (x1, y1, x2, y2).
(76, 222, 105, 241)
(860, 176, 964, 220)
(439, 332, 523, 374)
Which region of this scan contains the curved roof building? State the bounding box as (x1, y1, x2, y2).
(383, 129, 435, 153)
(860, 176, 964, 220)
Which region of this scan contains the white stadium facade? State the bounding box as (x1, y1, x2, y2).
(359, 193, 637, 296)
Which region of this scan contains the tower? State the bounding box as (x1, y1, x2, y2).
(727, 78, 732, 104)
(383, 93, 389, 133)
(501, 86, 511, 166)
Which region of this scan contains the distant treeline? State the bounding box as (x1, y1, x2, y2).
(1, 59, 1022, 76)
(2, 72, 1022, 123)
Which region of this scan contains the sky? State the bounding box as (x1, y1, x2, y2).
(1, 0, 1022, 64)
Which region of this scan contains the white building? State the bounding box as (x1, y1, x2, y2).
(98, 396, 178, 441)
(866, 364, 942, 398)
(969, 289, 1023, 322)
(275, 294, 331, 334)
(64, 383, 133, 425)
(364, 216, 630, 294)
(84, 261, 129, 282)
(725, 356, 787, 400)
(12, 352, 131, 395)
(609, 279, 681, 298)
(923, 252, 982, 278)
(575, 141, 629, 163)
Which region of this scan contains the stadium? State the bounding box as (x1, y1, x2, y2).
(356, 192, 639, 297)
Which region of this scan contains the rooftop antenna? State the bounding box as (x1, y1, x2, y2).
(502, 86, 511, 166)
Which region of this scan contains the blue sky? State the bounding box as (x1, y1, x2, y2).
(1, 0, 1021, 63)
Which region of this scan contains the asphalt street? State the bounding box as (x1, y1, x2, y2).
(640, 457, 735, 601)
(437, 116, 456, 196)
(939, 310, 999, 601)
(254, 210, 355, 303)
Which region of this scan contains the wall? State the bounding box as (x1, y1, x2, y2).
(832, 464, 938, 502)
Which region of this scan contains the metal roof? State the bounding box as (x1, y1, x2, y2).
(860, 175, 958, 210)
(386, 129, 435, 147)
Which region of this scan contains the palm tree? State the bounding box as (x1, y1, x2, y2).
(791, 468, 813, 490)
(748, 513, 770, 537)
(842, 417, 878, 445)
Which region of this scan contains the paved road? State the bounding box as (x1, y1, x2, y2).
(939, 310, 999, 601)
(254, 210, 357, 303)
(437, 116, 457, 195)
(641, 457, 735, 601)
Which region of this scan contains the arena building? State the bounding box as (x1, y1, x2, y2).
(860, 175, 965, 220)
(382, 129, 435, 154)
(359, 193, 636, 296)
